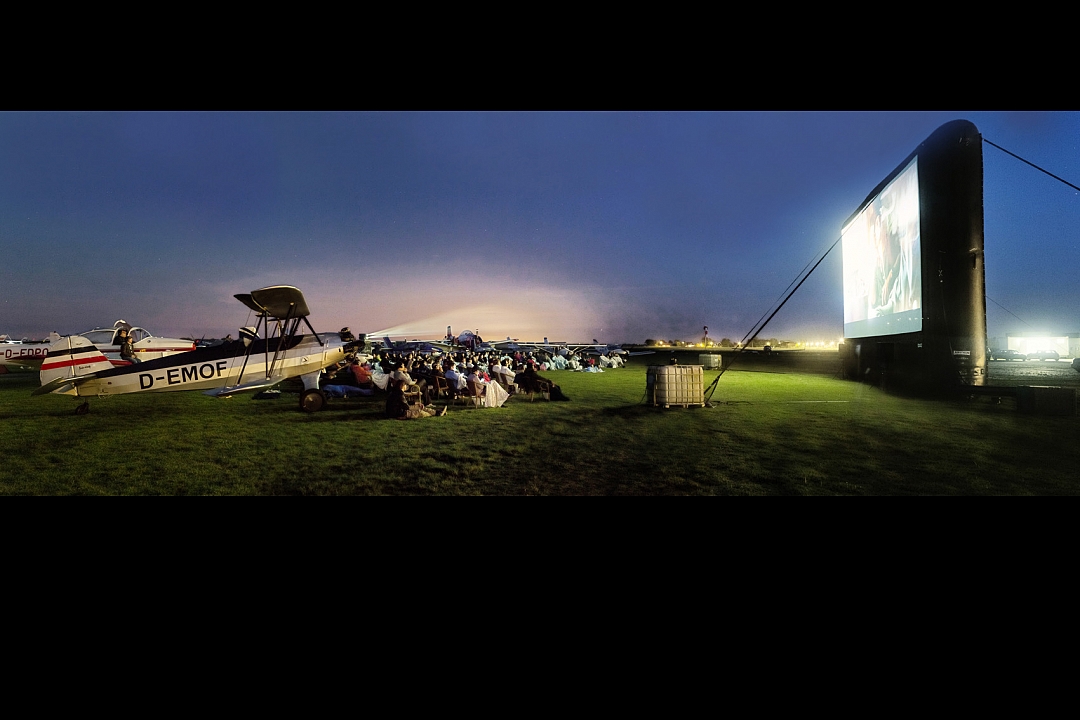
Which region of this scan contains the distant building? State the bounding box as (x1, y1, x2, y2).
(994, 332, 1080, 358)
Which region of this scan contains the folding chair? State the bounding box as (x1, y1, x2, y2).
(463, 379, 484, 408)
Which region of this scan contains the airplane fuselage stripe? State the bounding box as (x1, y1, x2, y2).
(41, 355, 108, 371)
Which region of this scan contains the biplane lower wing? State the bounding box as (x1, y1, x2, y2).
(203, 377, 286, 398)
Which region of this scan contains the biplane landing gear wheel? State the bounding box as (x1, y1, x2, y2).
(300, 389, 327, 413)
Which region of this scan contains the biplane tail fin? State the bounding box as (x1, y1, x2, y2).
(36, 336, 112, 395)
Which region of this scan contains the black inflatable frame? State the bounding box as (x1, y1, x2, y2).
(841, 119, 987, 394)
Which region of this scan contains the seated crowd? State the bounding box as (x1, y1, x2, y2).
(319, 346, 624, 419)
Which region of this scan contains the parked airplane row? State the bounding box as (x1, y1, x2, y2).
(376, 325, 645, 358)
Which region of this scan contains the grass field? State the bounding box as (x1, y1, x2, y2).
(1, 361, 1077, 495)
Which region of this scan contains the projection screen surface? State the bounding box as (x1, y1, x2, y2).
(842, 157, 922, 338)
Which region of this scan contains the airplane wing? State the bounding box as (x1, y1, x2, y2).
(203, 377, 285, 398)
(235, 286, 310, 319)
(32, 371, 102, 396)
(377, 335, 455, 354)
(1, 356, 45, 372)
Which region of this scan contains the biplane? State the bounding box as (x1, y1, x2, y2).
(33, 286, 363, 412)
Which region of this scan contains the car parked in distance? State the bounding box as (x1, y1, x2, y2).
(991, 349, 1026, 361)
(1026, 350, 1060, 361)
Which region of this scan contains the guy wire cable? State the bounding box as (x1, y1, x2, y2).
(699, 236, 842, 405)
(739, 251, 824, 348)
(738, 233, 839, 348)
(707, 235, 840, 402)
(986, 295, 1032, 327)
(983, 138, 1080, 194)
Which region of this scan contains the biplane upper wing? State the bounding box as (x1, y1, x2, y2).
(234, 285, 310, 319)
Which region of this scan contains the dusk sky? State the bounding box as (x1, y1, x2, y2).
(2, 111, 1077, 345)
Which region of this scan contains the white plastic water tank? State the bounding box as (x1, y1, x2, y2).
(646, 365, 705, 408)
(698, 354, 722, 369)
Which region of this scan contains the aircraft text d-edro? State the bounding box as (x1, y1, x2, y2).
(34, 286, 362, 412)
(1, 339, 51, 373)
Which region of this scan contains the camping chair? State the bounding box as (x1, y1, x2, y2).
(519, 375, 551, 402)
(462, 379, 484, 408)
(492, 372, 516, 396)
(446, 378, 469, 406)
(535, 378, 552, 401)
(431, 375, 451, 401)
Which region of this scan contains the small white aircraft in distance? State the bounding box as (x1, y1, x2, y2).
(1, 337, 52, 373)
(444, 327, 501, 353)
(34, 285, 364, 412)
(490, 337, 651, 357)
(373, 327, 495, 354)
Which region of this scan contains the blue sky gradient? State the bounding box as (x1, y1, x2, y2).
(2, 111, 1076, 344)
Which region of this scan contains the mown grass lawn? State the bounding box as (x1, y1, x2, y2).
(0, 365, 1076, 495)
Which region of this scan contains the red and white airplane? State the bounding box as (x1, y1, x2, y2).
(2, 322, 194, 373)
(77, 322, 195, 365)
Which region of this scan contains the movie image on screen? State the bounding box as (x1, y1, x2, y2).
(842, 157, 922, 339)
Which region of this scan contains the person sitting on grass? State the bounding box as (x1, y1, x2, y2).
(490, 360, 515, 392)
(443, 362, 466, 391)
(390, 364, 422, 396)
(351, 359, 374, 389)
(466, 365, 486, 387)
(515, 364, 569, 401)
(385, 380, 445, 419)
